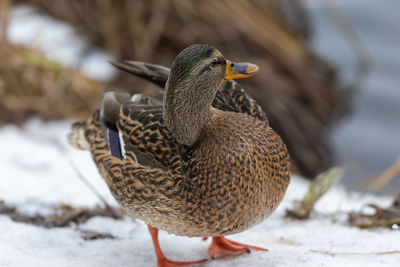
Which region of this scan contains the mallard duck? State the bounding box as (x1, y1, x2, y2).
(68, 44, 290, 266)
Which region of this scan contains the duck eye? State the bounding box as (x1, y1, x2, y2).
(211, 59, 218, 67)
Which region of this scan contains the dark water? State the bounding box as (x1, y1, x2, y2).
(307, 0, 400, 193)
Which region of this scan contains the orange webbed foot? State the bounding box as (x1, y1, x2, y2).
(206, 236, 268, 259)
(148, 225, 207, 267)
(157, 258, 207, 267)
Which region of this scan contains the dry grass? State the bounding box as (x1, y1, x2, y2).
(349, 194, 400, 229)
(367, 157, 400, 193)
(0, 41, 104, 124)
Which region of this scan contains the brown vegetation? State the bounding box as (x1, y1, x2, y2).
(0, 41, 104, 124)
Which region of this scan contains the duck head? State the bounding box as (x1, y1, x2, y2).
(163, 44, 258, 146)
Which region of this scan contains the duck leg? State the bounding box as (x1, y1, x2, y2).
(148, 225, 207, 267)
(205, 236, 267, 259)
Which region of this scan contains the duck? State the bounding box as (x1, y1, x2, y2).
(68, 44, 290, 266)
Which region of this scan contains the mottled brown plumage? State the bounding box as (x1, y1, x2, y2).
(69, 44, 290, 265)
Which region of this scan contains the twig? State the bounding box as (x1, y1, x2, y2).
(67, 157, 120, 218)
(350, 216, 400, 229)
(349, 194, 400, 229)
(286, 166, 344, 219)
(1, 200, 123, 228)
(368, 157, 400, 193)
(318, 0, 373, 84)
(51, 137, 122, 219)
(310, 249, 400, 256)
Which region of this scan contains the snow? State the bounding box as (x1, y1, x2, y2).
(0, 120, 399, 267)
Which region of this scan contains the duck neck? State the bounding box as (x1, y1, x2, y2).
(163, 79, 217, 146)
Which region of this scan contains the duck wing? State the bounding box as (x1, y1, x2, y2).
(111, 61, 267, 123)
(212, 80, 268, 122)
(101, 89, 182, 173)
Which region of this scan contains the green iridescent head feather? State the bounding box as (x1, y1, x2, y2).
(169, 44, 215, 86)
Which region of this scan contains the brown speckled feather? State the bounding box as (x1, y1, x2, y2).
(213, 80, 268, 122)
(118, 104, 182, 173)
(73, 95, 289, 237)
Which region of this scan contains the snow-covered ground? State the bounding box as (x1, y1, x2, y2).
(1, 120, 399, 267)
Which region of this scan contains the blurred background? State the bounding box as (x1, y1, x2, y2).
(0, 0, 398, 194)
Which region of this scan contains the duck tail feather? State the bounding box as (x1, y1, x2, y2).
(68, 120, 91, 151)
(110, 61, 170, 89)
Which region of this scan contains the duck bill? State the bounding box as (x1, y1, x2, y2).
(224, 60, 259, 81)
